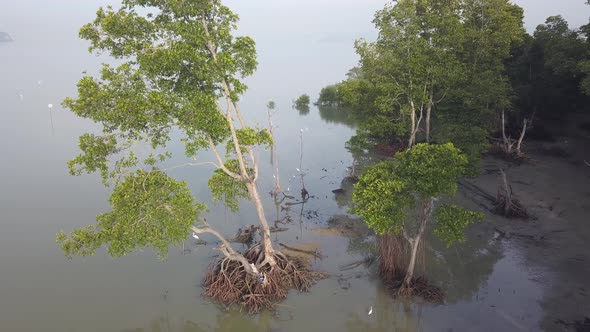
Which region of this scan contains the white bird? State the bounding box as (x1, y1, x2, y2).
(300, 128, 304, 133)
(368, 306, 373, 315)
(296, 168, 300, 173)
(192, 232, 199, 240)
(48, 104, 53, 109)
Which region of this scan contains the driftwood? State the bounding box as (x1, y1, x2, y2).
(278, 243, 323, 259)
(270, 227, 289, 233)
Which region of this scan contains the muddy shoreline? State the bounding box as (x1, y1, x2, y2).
(457, 133, 590, 331)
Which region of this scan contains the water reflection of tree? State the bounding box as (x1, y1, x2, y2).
(123, 309, 275, 332)
(424, 223, 502, 304)
(317, 105, 358, 128)
(297, 106, 310, 115)
(345, 288, 424, 332)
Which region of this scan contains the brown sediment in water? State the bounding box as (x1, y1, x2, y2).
(202, 244, 327, 314)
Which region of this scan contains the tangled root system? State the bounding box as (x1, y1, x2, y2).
(377, 234, 445, 303)
(396, 277, 444, 303)
(203, 245, 327, 314)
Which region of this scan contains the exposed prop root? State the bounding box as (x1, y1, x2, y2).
(395, 277, 444, 303)
(203, 245, 327, 314)
(494, 169, 529, 219)
(375, 234, 443, 303)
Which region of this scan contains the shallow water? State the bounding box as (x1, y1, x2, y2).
(0, 2, 549, 331)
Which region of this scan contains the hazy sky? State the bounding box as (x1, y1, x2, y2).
(1, 0, 589, 101)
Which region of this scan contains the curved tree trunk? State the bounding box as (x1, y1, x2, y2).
(402, 198, 433, 288)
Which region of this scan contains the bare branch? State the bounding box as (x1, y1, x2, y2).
(191, 225, 255, 274)
(207, 136, 242, 180)
(162, 162, 219, 172)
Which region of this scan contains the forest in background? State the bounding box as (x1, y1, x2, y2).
(316, 0, 590, 171)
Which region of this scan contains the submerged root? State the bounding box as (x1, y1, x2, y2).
(203, 245, 327, 314)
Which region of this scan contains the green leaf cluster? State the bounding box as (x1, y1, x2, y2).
(434, 204, 484, 247)
(208, 160, 250, 212)
(293, 94, 311, 113)
(352, 143, 480, 246)
(57, 170, 205, 258)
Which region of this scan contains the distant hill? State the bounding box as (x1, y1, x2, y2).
(0, 32, 13, 42)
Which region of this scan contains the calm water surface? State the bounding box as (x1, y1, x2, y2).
(0, 1, 547, 331)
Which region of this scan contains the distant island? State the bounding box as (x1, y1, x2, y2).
(0, 32, 13, 42)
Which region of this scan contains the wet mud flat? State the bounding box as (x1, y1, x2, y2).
(457, 135, 590, 331)
(299, 131, 590, 331)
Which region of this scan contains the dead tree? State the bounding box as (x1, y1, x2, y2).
(499, 110, 529, 159)
(494, 169, 528, 218)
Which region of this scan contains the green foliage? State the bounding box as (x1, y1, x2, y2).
(316, 85, 341, 107)
(434, 204, 484, 247)
(68, 134, 119, 184)
(57, 170, 204, 258)
(351, 160, 409, 235)
(353, 143, 481, 253)
(393, 143, 468, 198)
(266, 100, 276, 110)
(433, 111, 489, 175)
(352, 143, 471, 237)
(226, 128, 273, 155)
(208, 160, 250, 212)
(293, 94, 311, 113)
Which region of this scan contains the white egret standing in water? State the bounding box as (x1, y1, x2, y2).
(368, 306, 373, 315)
(192, 232, 199, 240)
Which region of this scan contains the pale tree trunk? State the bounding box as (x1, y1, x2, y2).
(515, 119, 528, 156)
(425, 101, 432, 144)
(409, 100, 416, 147)
(501, 109, 514, 154)
(402, 199, 433, 288)
(202, 19, 277, 267)
(246, 182, 277, 267)
(267, 109, 281, 196)
(408, 101, 423, 148)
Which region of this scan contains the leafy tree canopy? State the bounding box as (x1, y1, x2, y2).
(352, 143, 483, 245)
(58, 0, 271, 258)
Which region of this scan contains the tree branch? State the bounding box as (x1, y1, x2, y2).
(191, 225, 255, 274)
(207, 136, 242, 180)
(162, 162, 219, 172)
